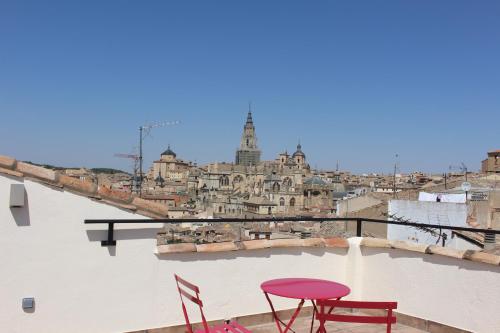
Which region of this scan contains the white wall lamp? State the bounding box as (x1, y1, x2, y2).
(10, 184, 25, 207)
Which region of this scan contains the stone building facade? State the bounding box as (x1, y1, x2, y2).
(192, 110, 339, 216)
(482, 150, 500, 173)
(143, 109, 338, 216)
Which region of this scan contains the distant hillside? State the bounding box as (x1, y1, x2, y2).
(23, 161, 68, 171)
(91, 168, 129, 175)
(23, 161, 128, 175)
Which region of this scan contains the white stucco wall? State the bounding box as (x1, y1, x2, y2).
(336, 196, 381, 217)
(356, 244, 500, 333)
(388, 200, 469, 248)
(0, 175, 348, 333)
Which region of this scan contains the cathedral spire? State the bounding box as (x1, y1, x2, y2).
(246, 101, 253, 124)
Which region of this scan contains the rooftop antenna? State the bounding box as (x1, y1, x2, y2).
(393, 154, 399, 198)
(139, 120, 180, 196)
(449, 162, 468, 182)
(114, 153, 140, 193)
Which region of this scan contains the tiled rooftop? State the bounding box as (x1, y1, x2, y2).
(0, 154, 169, 218)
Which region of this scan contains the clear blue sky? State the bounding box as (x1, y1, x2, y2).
(1, 1, 499, 174)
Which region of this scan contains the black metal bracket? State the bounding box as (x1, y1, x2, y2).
(101, 223, 117, 247)
(356, 219, 362, 237)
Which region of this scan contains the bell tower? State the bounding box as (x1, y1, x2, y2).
(235, 103, 261, 166)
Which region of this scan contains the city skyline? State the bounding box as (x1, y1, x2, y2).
(1, 1, 499, 173)
(10, 109, 489, 176)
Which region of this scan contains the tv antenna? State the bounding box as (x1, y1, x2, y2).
(139, 120, 180, 196)
(393, 154, 400, 198)
(114, 153, 140, 193)
(449, 162, 468, 182)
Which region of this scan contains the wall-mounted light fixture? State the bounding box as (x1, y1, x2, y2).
(10, 184, 25, 207)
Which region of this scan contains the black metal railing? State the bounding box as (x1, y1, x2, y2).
(84, 216, 500, 247)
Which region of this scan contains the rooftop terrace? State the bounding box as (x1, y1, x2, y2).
(1, 158, 499, 333)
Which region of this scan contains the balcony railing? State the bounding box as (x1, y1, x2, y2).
(84, 216, 500, 247)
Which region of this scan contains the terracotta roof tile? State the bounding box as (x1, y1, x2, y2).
(0, 167, 23, 178)
(0, 155, 169, 218)
(132, 197, 168, 216)
(16, 161, 57, 182)
(0, 155, 16, 169)
(98, 186, 133, 203)
(59, 174, 97, 195)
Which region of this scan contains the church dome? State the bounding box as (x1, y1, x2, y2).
(292, 143, 305, 158)
(161, 145, 176, 158)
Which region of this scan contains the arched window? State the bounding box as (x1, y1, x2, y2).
(279, 197, 285, 206)
(219, 206, 222, 213)
(219, 175, 229, 187)
(272, 182, 280, 192)
(290, 198, 295, 206)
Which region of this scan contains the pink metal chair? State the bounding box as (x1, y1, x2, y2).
(174, 274, 252, 333)
(316, 299, 397, 333)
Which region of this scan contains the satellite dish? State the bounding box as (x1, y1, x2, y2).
(461, 182, 471, 192)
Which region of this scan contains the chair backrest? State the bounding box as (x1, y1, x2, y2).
(316, 299, 397, 333)
(174, 274, 210, 333)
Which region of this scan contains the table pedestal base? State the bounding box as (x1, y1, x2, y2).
(264, 292, 321, 333)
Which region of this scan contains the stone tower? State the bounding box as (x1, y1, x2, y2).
(292, 143, 306, 166)
(235, 106, 261, 166)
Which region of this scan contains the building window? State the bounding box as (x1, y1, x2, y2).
(219, 175, 229, 187)
(272, 182, 280, 192)
(279, 197, 285, 206)
(290, 198, 295, 206)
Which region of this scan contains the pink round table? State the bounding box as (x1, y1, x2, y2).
(261, 278, 350, 333)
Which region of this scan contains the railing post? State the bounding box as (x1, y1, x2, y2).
(101, 222, 117, 247)
(484, 230, 496, 251)
(356, 219, 362, 237)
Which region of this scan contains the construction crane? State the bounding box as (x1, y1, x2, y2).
(138, 120, 180, 196)
(114, 153, 140, 193)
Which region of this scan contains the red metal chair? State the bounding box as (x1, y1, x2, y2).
(316, 299, 397, 333)
(174, 274, 252, 333)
